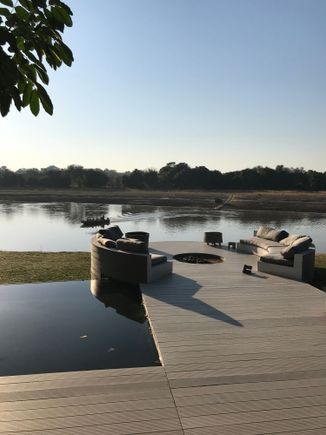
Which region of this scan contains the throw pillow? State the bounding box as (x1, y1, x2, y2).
(280, 234, 305, 246)
(265, 229, 289, 242)
(256, 226, 275, 239)
(116, 238, 148, 254)
(99, 225, 123, 241)
(97, 237, 117, 248)
(281, 236, 312, 259)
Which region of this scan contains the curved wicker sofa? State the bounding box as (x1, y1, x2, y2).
(91, 236, 173, 284)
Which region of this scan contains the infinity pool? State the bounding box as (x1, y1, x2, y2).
(0, 280, 160, 376)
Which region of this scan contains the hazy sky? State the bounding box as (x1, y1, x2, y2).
(1, 0, 325, 172)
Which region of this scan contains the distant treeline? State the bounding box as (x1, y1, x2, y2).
(1, 163, 326, 190)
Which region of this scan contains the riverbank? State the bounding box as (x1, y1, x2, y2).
(0, 251, 325, 292)
(0, 189, 326, 212)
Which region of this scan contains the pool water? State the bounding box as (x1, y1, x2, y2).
(0, 280, 160, 377)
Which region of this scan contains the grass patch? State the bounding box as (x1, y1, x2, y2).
(313, 254, 326, 292)
(0, 251, 90, 285)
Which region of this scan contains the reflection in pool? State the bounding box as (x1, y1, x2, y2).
(90, 278, 147, 323)
(0, 280, 160, 377)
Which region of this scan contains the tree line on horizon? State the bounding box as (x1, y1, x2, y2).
(0, 163, 325, 191)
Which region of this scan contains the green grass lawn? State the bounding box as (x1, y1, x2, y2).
(0, 251, 90, 284)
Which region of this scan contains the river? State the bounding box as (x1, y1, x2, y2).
(0, 202, 325, 252)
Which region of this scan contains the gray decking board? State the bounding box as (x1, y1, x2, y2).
(1, 241, 325, 434)
(142, 241, 326, 435)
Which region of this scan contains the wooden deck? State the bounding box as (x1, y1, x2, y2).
(1, 241, 325, 434)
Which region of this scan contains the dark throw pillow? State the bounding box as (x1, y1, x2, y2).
(116, 238, 148, 254)
(265, 229, 289, 242)
(98, 225, 123, 241)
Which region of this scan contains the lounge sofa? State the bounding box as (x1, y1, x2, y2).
(237, 226, 315, 282)
(91, 225, 173, 284)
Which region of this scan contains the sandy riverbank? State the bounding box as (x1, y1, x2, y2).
(0, 189, 326, 212)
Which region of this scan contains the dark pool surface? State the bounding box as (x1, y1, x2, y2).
(0, 280, 160, 377)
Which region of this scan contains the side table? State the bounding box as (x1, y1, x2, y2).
(204, 232, 223, 246)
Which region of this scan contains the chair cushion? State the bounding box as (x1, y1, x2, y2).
(280, 234, 306, 246)
(256, 226, 275, 239)
(265, 229, 289, 242)
(281, 236, 312, 259)
(97, 225, 123, 241)
(116, 238, 148, 254)
(97, 237, 117, 249)
(151, 254, 167, 266)
(260, 254, 293, 267)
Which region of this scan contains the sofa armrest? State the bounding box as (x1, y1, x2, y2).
(258, 248, 315, 282)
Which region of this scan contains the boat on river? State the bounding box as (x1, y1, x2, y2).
(81, 216, 110, 228)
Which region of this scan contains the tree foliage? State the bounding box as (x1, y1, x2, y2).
(0, 165, 123, 189)
(1, 163, 326, 191)
(123, 163, 326, 191)
(0, 0, 73, 117)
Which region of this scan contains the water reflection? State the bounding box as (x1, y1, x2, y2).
(161, 214, 219, 230)
(0, 202, 24, 217)
(40, 202, 110, 224)
(90, 278, 147, 323)
(121, 204, 155, 215)
(232, 209, 311, 226)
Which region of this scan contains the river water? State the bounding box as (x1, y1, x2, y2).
(0, 202, 325, 252)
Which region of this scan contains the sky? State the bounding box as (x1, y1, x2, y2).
(1, 0, 326, 173)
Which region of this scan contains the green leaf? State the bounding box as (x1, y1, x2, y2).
(48, 47, 62, 67)
(58, 1, 73, 16)
(16, 36, 25, 50)
(34, 63, 49, 84)
(0, 0, 13, 7)
(17, 79, 26, 93)
(0, 27, 15, 46)
(22, 81, 32, 106)
(25, 50, 42, 65)
(0, 49, 18, 85)
(0, 7, 10, 18)
(30, 89, 39, 116)
(51, 6, 72, 27)
(36, 83, 53, 115)
(19, 0, 32, 11)
(11, 86, 22, 110)
(0, 92, 12, 116)
(53, 41, 73, 66)
(24, 64, 37, 82)
(15, 5, 29, 20)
